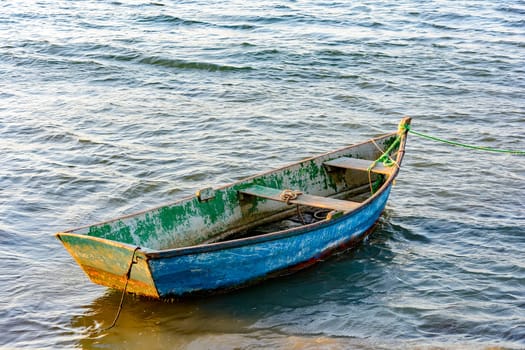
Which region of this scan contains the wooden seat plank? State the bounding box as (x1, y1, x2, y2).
(323, 157, 394, 175)
(239, 185, 360, 212)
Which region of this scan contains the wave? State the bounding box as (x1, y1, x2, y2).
(137, 15, 256, 30)
(138, 56, 253, 72)
(496, 5, 525, 15)
(137, 14, 207, 26)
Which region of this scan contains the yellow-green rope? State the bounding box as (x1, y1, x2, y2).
(368, 135, 401, 171)
(367, 134, 402, 194)
(404, 125, 525, 155)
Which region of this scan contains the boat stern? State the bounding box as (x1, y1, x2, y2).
(55, 233, 160, 299)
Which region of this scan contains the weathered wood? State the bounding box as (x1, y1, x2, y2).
(324, 157, 395, 175)
(239, 185, 360, 212)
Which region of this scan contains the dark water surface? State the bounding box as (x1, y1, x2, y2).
(1, 0, 524, 349)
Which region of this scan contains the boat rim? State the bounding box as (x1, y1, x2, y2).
(56, 124, 409, 258)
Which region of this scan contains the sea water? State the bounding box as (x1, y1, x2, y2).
(1, 1, 524, 349)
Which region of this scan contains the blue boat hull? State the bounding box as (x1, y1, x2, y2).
(148, 185, 391, 298)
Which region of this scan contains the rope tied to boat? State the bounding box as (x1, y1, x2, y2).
(100, 246, 140, 332)
(279, 189, 302, 204)
(367, 133, 404, 194)
(370, 137, 401, 171)
(401, 123, 525, 155)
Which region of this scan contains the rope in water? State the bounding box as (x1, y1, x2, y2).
(404, 124, 525, 155)
(100, 246, 140, 332)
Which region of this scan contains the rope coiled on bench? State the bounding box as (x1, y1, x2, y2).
(279, 189, 302, 204)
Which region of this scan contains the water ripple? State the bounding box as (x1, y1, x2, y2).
(138, 55, 253, 72)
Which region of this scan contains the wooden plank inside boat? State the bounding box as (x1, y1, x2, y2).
(323, 157, 395, 175)
(239, 185, 360, 212)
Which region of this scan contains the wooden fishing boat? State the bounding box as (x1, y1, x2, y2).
(56, 118, 411, 299)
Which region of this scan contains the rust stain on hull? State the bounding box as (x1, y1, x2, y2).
(82, 264, 159, 298)
(57, 233, 160, 298)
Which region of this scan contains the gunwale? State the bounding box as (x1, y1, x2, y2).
(59, 130, 398, 235)
(58, 127, 407, 256)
